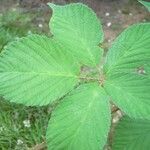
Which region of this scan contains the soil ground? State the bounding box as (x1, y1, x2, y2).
(0, 0, 149, 47)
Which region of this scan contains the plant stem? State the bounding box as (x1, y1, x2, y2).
(29, 142, 46, 150)
(79, 76, 99, 82)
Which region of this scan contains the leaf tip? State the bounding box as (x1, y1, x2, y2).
(138, 0, 143, 4)
(47, 3, 57, 9)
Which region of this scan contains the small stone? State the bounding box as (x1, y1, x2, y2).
(116, 110, 122, 118)
(143, 19, 146, 22)
(118, 9, 122, 13)
(107, 22, 112, 27)
(112, 110, 122, 123)
(38, 23, 43, 28)
(105, 12, 110, 16)
(112, 117, 119, 123)
(108, 39, 111, 43)
(137, 67, 146, 75)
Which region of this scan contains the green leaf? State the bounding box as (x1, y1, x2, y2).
(0, 34, 79, 106)
(139, 0, 150, 11)
(104, 23, 150, 119)
(113, 116, 150, 150)
(104, 74, 150, 119)
(48, 3, 103, 66)
(104, 23, 150, 74)
(46, 83, 111, 150)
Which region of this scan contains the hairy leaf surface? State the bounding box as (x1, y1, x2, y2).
(47, 83, 111, 150)
(0, 35, 79, 106)
(104, 23, 150, 74)
(113, 116, 150, 150)
(104, 23, 150, 119)
(48, 3, 103, 66)
(104, 74, 150, 119)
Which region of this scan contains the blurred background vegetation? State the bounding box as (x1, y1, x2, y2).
(0, 0, 149, 149)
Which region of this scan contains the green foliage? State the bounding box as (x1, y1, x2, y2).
(0, 2, 150, 150)
(104, 23, 150, 119)
(112, 116, 150, 150)
(47, 83, 111, 150)
(0, 8, 38, 51)
(139, 0, 150, 11)
(0, 98, 50, 149)
(0, 35, 79, 106)
(48, 3, 103, 66)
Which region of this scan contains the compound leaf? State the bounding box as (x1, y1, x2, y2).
(0, 34, 79, 106)
(48, 3, 103, 66)
(46, 83, 111, 150)
(113, 116, 150, 150)
(104, 23, 150, 119)
(139, 0, 150, 11)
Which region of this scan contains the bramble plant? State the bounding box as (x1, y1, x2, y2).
(113, 116, 150, 150)
(0, 2, 150, 150)
(112, 1, 150, 149)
